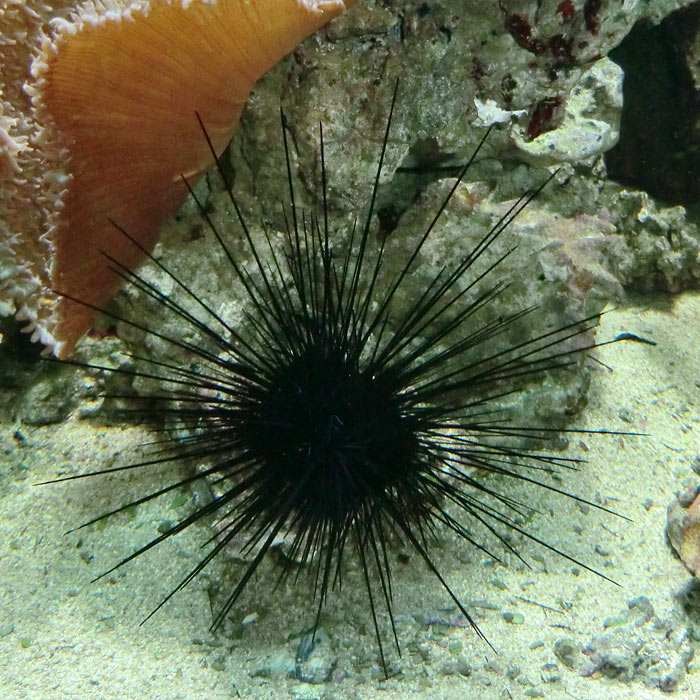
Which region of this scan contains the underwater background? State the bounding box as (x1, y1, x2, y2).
(1, 1, 699, 698)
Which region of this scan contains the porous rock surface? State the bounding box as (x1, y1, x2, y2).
(577, 597, 694, 693)
(102, 0, 699, 425)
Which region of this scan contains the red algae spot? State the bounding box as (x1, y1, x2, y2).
(505, 13, 547, 55)
(547, 34, 575, 64)
(505, 11, 577, 66)
(526, 96, 564, 140)
(557, 0, 575, 24)
(584, 0, 603, 34)
(471, 57, 486, 82)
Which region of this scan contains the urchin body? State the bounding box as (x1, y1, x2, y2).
(49, 89, 625, 673)
(240, 340, 423, 524)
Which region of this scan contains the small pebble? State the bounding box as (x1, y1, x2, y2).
(503, 612, 524, 625)
(617, 407, 634, 423)
(575, 501, 591, 515)
(628, 596, 655, 619)
(79, 551, 93, 564)
(439, 656, 472, 677)
(157, 520, 173, 534)
(603, 615, 627, 629)
(679, 486, 700, 508)
(553, 638, 581, 669)
(540, 663, 560, 683)
(170, 492, 188, 508)
(19, 373, 77, 426)
(211, 655, 227, 672)
(296, 628, 336, 684)
(507, 664, 521, 680)
(370, 665, 387, 681)
(241, 612, 259, 627)
(691, 455, 700, 476)
(77, 401, 103, 418)
(416, 642, 432, 662)
(250, 651, 296, 679)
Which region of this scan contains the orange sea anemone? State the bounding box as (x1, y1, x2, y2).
(0, 0, 353, 357)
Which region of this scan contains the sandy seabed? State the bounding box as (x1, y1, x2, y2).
(1, 291, 699, 700)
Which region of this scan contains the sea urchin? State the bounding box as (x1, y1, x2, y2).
(48, 85, 628, 673)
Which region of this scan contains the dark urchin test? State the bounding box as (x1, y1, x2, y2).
(50, 85, 629, 674)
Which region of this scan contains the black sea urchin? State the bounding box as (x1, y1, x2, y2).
(50, 86, 628, 672)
